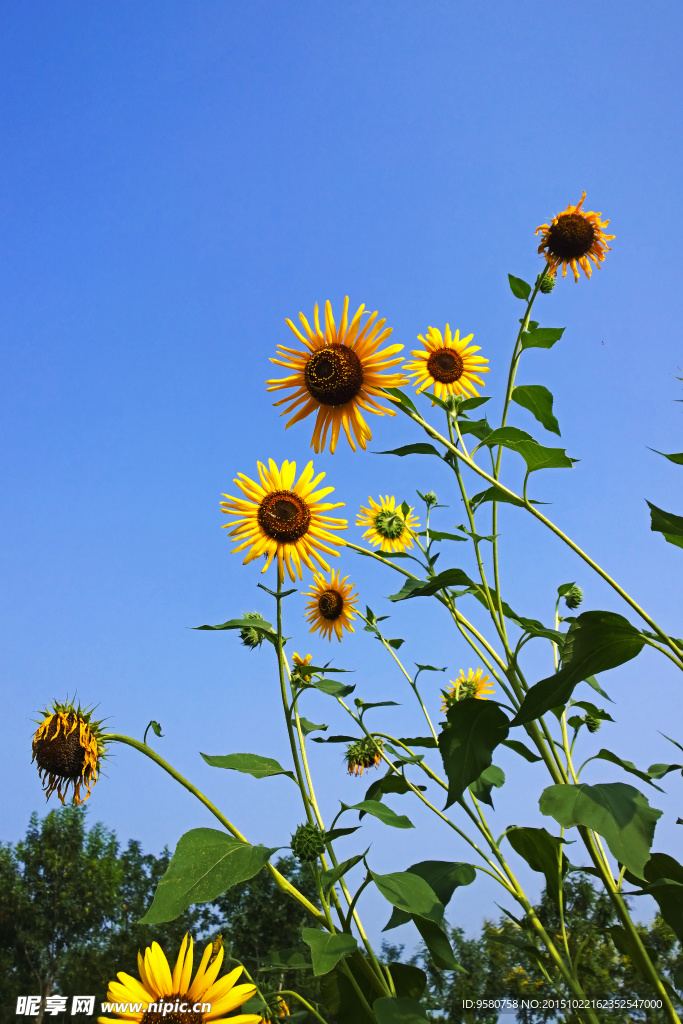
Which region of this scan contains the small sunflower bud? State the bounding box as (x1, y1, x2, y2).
(291, 823, 326, 862)
(538, 273, 556, 294)
(564, 585, 583, 610)
(423, 492, 438, 507)
(585, 715, 601, 733)
(239, 612, 266, 649)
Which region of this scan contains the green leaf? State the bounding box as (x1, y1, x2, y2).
(649, 449, 683, 466)
(412, 916, 462, 970)
(371, 869, 447, 930)
(470, 485, 546, 509)
(325, 826, 361, 841)
(320, 963, 374, 1024)
(458, 396, 491, 412)
(508, 274, 531, 300)
(140, 828, 275, 923)
(570, 701, 614, 722)
(458, 417, 492, 440)
(376, 443, 442, 458)
(193, 616, 277, 641)
(513, 611, 645, 725)
(417, 530, 467, 542)
(200, 752, 295, 781)
(399, 736, 438, 748)
(539, 782, 662, 879)
(321, 853, 367, 892)
(387, 962, 427, 1000)
(299, 718, 327, 737)
(511, 385, 561, 435)
(312, 678, 356, 698)
(438, 698, 510, 808)
(505, 827, 569, 906)
(647, 501, 683, 548)
(507, 440, 575, 473)
(469, 765, 505, 808)
(483, 426, 536, 446)
(628, 853, 683, 942)
(342, 801, 414, 829)
(254, 947, 312, 970)
(501, 739, 543, 763)
(364, 772, 425, 805)
(302, 928, 358, 976)
(374, 997, 431, 1024)
(388, 568, 476, 602)
(383, 860, 476, 930)
(388, 638, 405, 649)
(607, 926, 662, 984)
(382, 387, 419, 415)
(589, 749, 663, 790)
(312, 734, 358, 743)
(585, 674, 614, 702)
(521, 327, 565, 350)
(647, 762, 683, 780)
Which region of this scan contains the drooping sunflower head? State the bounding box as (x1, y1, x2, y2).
(32, 699, 107, 806)
(356, 495, 420, 553)
(266, 296, 408, 454)
(536, 192, 614, 282)
(403, 325, 489, 400)
(304, 569, 358, 642)
(441, 668, 495, 711)
(345, 735, 384, 776)
(220, 459, 347, 582)
(97, 932, 260, 1024)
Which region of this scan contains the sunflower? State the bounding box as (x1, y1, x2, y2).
(221, 459, 347, 582)
(97, 933, 260, 1024)
(304, 570, 358, 642)
(441, 668, 495, 711)
(356, 495, 420, 553)
(266, 297, 407, 454)
(345, 736, 384, 776)
(536, 191, 614, 282)
(32, 699, 107, 806)
(403, 325, 489, 401)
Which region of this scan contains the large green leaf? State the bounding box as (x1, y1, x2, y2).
(521, 326, 565, 349)
(647, 501, 683, 549)
(482, 426, 535, 446)
(374, 997, 431, 1024)
(302, 929, 358, 976)
(363, 772, 425, 812)
(376, 443, 442, 458)
(384, 861, 476, 930)
(371, 869, 447, 930)
(193, 616, 277, 641)
(469, 764, 505, 808)
(505, 827, 569, 906)
(508, 274, 531, 300)
(387, 962, 427, 1000)
(388, 568, 476, 602)
(412, 916, 461, 970)
(513, 611, 645, 725)
(628, 853, 683, 942)
(508, 440, 575, 473)
(539, 783, 662, 879)
(200, 752, 295, 781)
(140, 828, 275, 923)
(511, 384, 561, 435)
(312, 678, 356, 698)
(320, 966, 374, 1024)
(459, 417, 492, 440)
(342, 800, 414, 829)
(438, 698, 510, 808)
(588, 749, 663, 790)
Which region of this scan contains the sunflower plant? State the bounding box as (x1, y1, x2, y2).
(33, 194, 683, 1024)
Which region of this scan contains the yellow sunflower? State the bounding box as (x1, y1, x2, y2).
(221, 459, 346, 582)
(441, 668, 495, 711)
(266, 296, 407, 454)
(356, 495, 420, 553)
(403, 325, 489, 401)
(304, 569, 358, 642)
(97, 933, 259, 1024)
(32, 699, 106, 806)
(536, 191, 614, 282)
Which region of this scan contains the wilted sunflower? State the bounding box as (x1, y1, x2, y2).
(305, 569, 358, 642)
(441, 668, 494, 711)
(98, 933, 259, 1024)
(345, 735, 384, 776)
(221, 459, 347, 582)
(356, 495, 420, 554)
(32, 699, 106, 806)
(266, 297, 407, 454)
(536, 191, 614, 282)
(403, 325, 489, 400)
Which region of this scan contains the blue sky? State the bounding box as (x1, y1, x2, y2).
(2, 0, 683, 946)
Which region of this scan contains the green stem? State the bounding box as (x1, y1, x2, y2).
(277, 991, 330, 1024)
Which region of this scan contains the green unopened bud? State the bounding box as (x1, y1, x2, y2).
(239, 612, 265, 650)
(291, 823, 326, 862)
(585, 715, 601, 734)
(538, 273, 556, 294)
(423, 492, 438, 507)
(564, 585, 583, 610)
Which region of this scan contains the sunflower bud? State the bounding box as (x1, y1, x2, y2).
(345, 736, 383, 776)
(239, 612, 266, 649)
(564, 585, 583, 610)
(423, 491, 438, 507)
(291, 823, 326, 862)
(585, 715, 601, 734)
(538, 273, 556, 294)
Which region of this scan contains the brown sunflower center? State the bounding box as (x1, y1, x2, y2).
(427, 348, 464, 384)
(33, 714, 87, 780)
(257, 490, 311, 542)
(318, 589, 344, 620)
(304, 344, 363, 405)
(141, 997, 204, 1024)
(547, 213, 595, 260)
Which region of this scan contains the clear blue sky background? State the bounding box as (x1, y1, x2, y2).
(2, 1, 683, 950)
